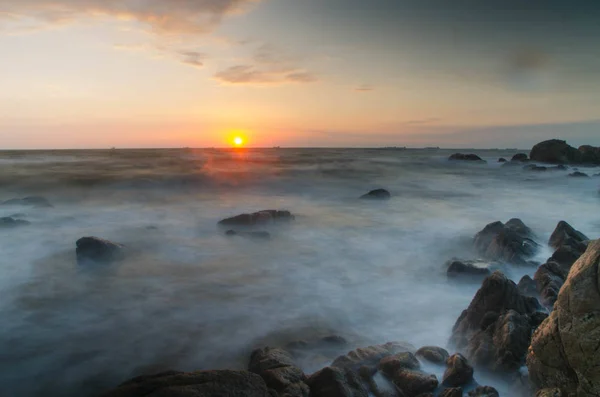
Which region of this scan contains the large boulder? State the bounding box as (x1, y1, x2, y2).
(548, 221, 588, 250)
(76, 237, 125, 264)
(378, 352, 420, 376)
(100, 370, 273, 397)
(527, 239, 600, 397)
(360, 189, 391, 200)
(1, 196, 52, 208)
(518, 275, 539, 297)
(530, 140, 583, 164)
(331, 342, 415, 371)
(449, 153, 485, 162)
(442, 354, 473, 387)
(415, 346, 450, 365)
(218, 210, 294, 227)
(306, 366, 368, 397)
(450, 272, 542, 373)
(392, 369, 438, 396)
(578, 145, 600, 164)
(473, 219, 539, 265)
(249, 347, 308, 397)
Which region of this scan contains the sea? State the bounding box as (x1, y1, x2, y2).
(0, 148, 598, 396)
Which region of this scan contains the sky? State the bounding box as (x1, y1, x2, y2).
(1, 0, 600, 149)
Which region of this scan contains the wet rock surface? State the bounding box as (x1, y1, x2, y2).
(548, 221, 588, 250)
(468, 386, 500, 397)
(331, 342, 416, 371)
(218, 210, 294, 227)
(473, 219, 539, 265)
(442, 354, 473, 387)
(306, 366, 368, 397)
(415, 346, 449, 365)
(76, 237, 125, 264)
(446, 260, 492, 281)
(360, 189, 391, 200)
(530, 140, 583, 165)
(249, 347, 308, 397)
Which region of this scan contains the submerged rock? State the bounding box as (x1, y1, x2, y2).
(76, 237, 125, 264)
(442, 354, 473, 387)
(448, 153, 485, 162)
(473, 219, 539, 265)
(530, 139, 583, 164)
(360, 189, 391, 200)
(0, 217, 30, 228)
(524, 164, 548, 172)
(446, 260, 492, 281)
(225, 230, 271, 240)
(568, 171, 589, 178)
(249, 347, 308, 397)
(512, 153, 529, 162)
(100, 370, 273, 397)
(1, 196, 52, 208)
(218, 210, 294, 227)
(415, 346, 449, 365)
(527, 240, 600, 397)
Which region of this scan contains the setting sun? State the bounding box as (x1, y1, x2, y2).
(233, 136, 244, 146)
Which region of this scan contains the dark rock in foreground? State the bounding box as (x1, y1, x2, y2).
(1, 196, 52, 208)
(76, 237, 125, 264)
(518, 275, 538, 297)
(548, 221, 588, 250)
(360, 189, 391, 200)
(249, 347, 308, 397)
(442, 354, 473, 387)
(568, 171, 589, 178)
(446, 260, 492, 281)
(306, 366, 368, 397)
(530, 139, 583, 164)
(450, 272, 541, 373)
(0, 217, 30, 228)
(528, 240, 600, 397)
(332, 342, 415, 371)
(415, 346, 449, 365)
(468, 386, 500, 397)
(392, 368, 438, 396)
(534, 261, 566, 309)
(226, 230, 271, 240)
(219, 210, 294, 227)
(512, 153, 529, 162)
(100, 370, 273, 397)
(440, 387, 464, 397)
(448, 153, 485, 162)
(473, 219, 539, 265)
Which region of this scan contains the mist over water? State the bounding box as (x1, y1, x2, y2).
(0, 148, 598, 396)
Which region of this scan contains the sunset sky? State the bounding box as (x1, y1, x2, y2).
(1, 0, 599, 149)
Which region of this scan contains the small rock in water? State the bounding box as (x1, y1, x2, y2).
(498, 158, 507, 163)
(76, 237, 125, 264)
(448, 153, 485, 162)
(512, 153, 529, 162)
(568, 171, 589, 177)
(360, 188, 391, 200)
(473, 218, 539, 265)
(468, 386, 500, 397)
(524, 164, 548, 172)
(0, 217, 30, 228)
(218, 210, 294, 227)
(225, 230, 271, 240)
(1, 196, 53, 208)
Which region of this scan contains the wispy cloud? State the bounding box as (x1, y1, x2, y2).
(113, 43, 207, 69)
(0, 0, 262, 35)
(214, 43, 317, 86)
(403, 117, 442, 125)
(354, 84, 374, 92)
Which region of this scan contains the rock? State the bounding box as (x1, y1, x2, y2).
(548, 221, 588, 250)
(448, 153, 485, 162)
(549, 242, 587, 271)
(473, 219, 539, 265)
(530, 139, 583, 164)
(360, 189, 391, 200)
(415, 346, 449, 365)
(524, 164, 548, 172)
(320, 335, 349, 347)
(225, 230, 271, 240)
(534, 261, 567, 309)
(518, 275, 538, 297)
(535, 388, 564, 397)
(1, 196, 52, 208)
(450, 272, 540, 358)
(0, 217, 30, 228)
(440, 388, 463, 397)
(446, 260, 492, 281)
(392, 369, 438, 396)
(498, 158, 507, 163)
(332, 342, 416, 371)
(100, 370, 273, 397)
(249, 347, 308, 397)
(512, 153, 529, 162)
(442, 354, 474, 387)
(306, 366, 369, 397)
(568, 171, 589, 177)
(468, 386, 500, 397)
(527, 240, 600, 397)
(75, 237, 125, 264)
(379, 352, 420, 377)
(218, 210, 294, 227)
(465, 310, 534, 372)
(578, 145, 600, 164)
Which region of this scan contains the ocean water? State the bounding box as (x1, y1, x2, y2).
(0, 148, 598, 396)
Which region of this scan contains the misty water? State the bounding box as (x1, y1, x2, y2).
(0, 148, 599, 396)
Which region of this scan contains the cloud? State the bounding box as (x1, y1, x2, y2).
(403, 117, 442, 125)
(113, 43, 207, 68)
(354, 84, 374, 92)
(0, 0, 261, 35)
(214, 43, 317, 85)
(178, 50, 206, 68)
